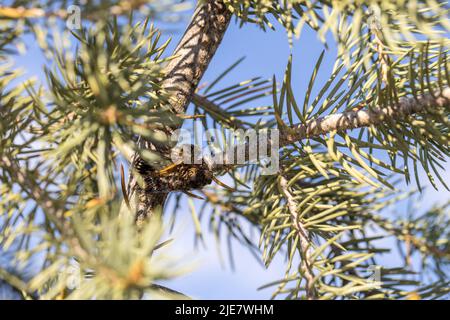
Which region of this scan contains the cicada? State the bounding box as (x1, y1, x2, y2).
(122, 145, 234, 205)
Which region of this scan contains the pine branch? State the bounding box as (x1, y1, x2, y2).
(0, 156, 93, 264)
(279, 176, 316, 300)
(161, 3, 232, 116)
(212, 87, 450, 170)
(279, 88, 450, 147)
(192, 93, 248, 129)
(128, 0, 232, 223)
(0, 1, 151, 19)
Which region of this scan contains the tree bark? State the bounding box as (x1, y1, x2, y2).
(279, 176, 317, 300)
(128, 1, 232, 225)
(279, 88, 450, 146)
(209, 87, 450, 171)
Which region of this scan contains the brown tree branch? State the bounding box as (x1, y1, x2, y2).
(161, 2, 232, 116)
(210, 87, 450, 170)
(279, 88, 450, 147)
(0, 1, 151, 19)
(127, 1, 232, 224)
(279, 176, 317, 300)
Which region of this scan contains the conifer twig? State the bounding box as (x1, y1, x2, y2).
(279, 176, 317, 300)
(210, 88, 450, 170)
(279, 88, 450, 146)
(128, 0, 232, 221)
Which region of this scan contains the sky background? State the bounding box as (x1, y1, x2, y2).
(8, 2, 450, 299)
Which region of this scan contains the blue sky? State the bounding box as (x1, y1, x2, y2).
(10, 4, 450, 299)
